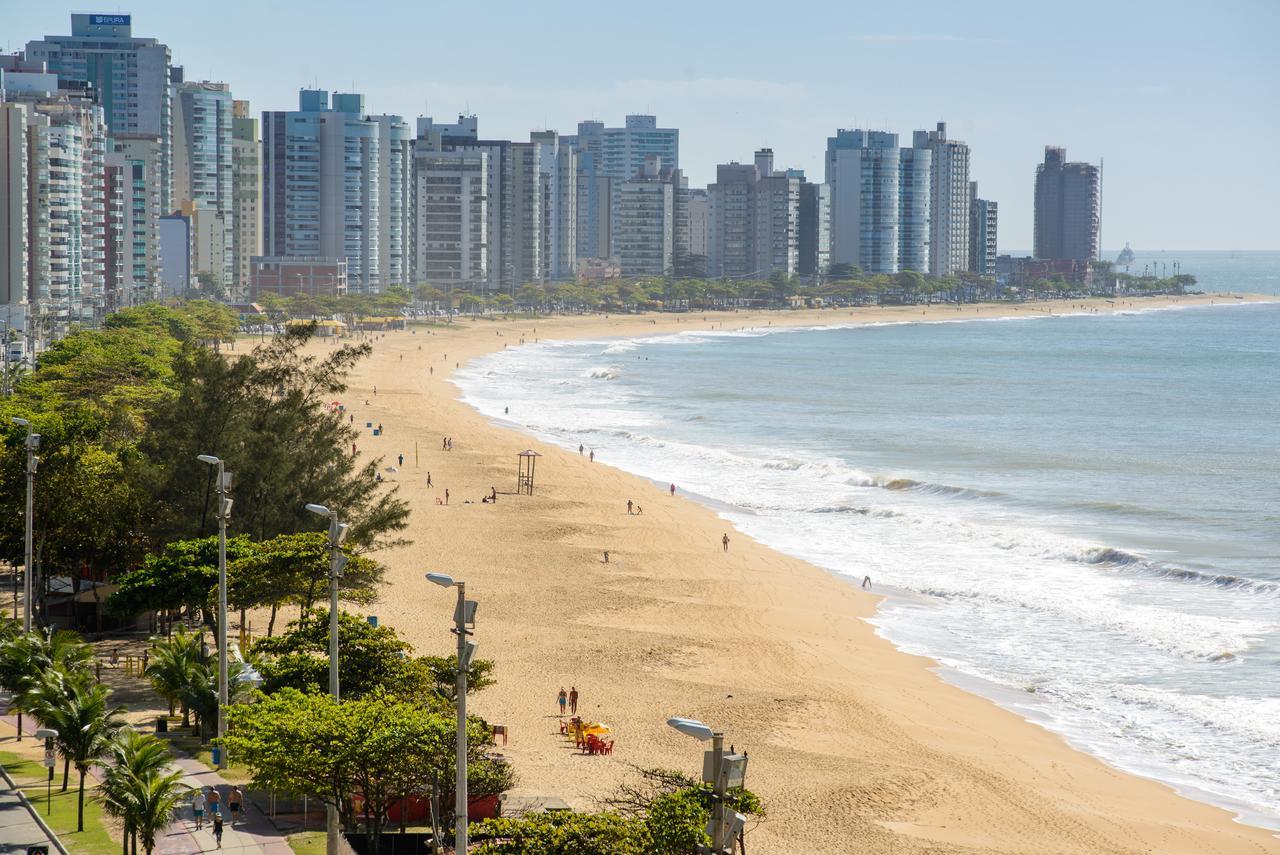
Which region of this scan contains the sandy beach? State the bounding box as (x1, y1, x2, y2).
(314, 293, 1279, 854)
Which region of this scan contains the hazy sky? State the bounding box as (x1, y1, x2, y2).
(7, 0, 1278, 251)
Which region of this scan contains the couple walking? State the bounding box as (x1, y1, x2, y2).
(557, 686, 580, 715)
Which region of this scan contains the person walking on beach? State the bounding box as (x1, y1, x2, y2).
(192, 789, 206, 830)
(426, 471, 432, 487)
(445, 489, 450, 505)
(443, 437, 448, 451)
(558, 688, 568, 715)
(569, 686, 579, 714)
(862, 575, 872, 590)
(397, 453, 404, 467)
(589, 450, 595, 462)
(670, 483, 676, 497)
(627, 499, 633, 515)
(579, 444, 584, 455)
(722, 533, 730, 552)
(603, 550, 610, 564)
(212, 813, 224, 849)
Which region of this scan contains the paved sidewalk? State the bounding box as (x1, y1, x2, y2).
(0, 783, 60, 855)
(156, 758, 292, 855)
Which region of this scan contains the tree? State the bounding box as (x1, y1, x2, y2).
(108, 536, 255, 632)
(222, 689, 499, 848)
(252, 609, 493, 703)
(601, 766, 765, 855)
(144, 626, 203, 724)
(25, 668, 127, 830)
(97, 729, 185, 855)
(0, 626, 93, 739)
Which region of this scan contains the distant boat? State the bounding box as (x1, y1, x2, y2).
(1116, 243, 1135, 266)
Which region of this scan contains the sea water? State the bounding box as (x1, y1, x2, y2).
(455, 251, 1280, 829)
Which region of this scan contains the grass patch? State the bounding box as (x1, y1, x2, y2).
(288, 830, 327, 855)
(1, 751, 120, 855)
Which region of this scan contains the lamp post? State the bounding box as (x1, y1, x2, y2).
(11, 418, 39, 632)
(425, 572, 476, 855)
(197, 455, 233, 768)
(667, 717, 749, 854)
(306, 503, 348, 855)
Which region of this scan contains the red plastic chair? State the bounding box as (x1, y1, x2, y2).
(604, 740, 615, 755)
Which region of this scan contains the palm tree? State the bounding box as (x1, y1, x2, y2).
(185, 657, 255, 742)
(131, 767, 189, 855)
(98, 730, 184, 855)
(144, 627, 202, 726)
(26, 669, 127, 830)
(0, 626, 92, 739)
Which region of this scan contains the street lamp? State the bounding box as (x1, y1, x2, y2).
(197, 455, 233, 768)
(666, 717, 749, 854)
(306, 502, 348, 855)
(425, 572, 477, 855)
(11, 417, 39, 632)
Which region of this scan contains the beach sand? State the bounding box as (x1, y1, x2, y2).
(312, 293, 1279, 854)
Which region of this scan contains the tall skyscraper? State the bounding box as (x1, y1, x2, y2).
(112, 135, 164, 304)
(686, 189, 709, 259)
(969, 181, 998, 276)
(707, 151, 800, 279)
(0, 103, 29, 308)
(1033, 146, 1099, 261)
(825, 129, 902, 274)
(615, 154, 675, 277)
(231, 100, 262, 297)
(913, 122, 970, 276)
(798, 180, 830, 279)
(263, 90, 382, 292)
(897, 146, 932, 273)
(27, 14, 173, 213)
(370, 114, 414, 288)
(530, 130, 577, 281)
(173, 78, 234, 288)
(413, 147, 488, 287)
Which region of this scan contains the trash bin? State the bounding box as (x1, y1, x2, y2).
(156, 716, 168, 733)
(211, 747, 222, 766)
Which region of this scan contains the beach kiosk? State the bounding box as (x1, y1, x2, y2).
(516, 449, 541, 495)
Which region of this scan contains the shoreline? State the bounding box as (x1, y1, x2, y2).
(330, 292, 1279, 854)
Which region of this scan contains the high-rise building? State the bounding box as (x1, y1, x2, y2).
(825, 129, 902, 274)
(568, 115, 680, 266)
(27, 14, 173, 214)
(708, 152, 800, 279)
(416, 116, 543, 290)
(969, 181, 997, 276)
(173, 78, 234, 289)
(231, 100, 261, 297)
(531, 130, 576, 281)
(686, 189, 709, 259)
(615, 154, 674, 277)
(370, 114, 413, 288)
(913, 122, 970, 275)
(798, 180, 830, 279)
(263, 90, 381, 292)
(112, 135, 164, 304)
(897, 146, 932, 273)
(0, 103, 29, 308)
(1033, 146, 1099, 261)
(413, 147, 488, 288)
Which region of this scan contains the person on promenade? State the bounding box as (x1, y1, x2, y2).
(212, 813, 224, 849)
(558, 688, 568, 715)
(569, 687, 579, 714)
(722, 533, 730, 552)
(229, 787, 244, 824)
(192, 789, 206, 830)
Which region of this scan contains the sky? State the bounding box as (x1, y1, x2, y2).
(6, 0, 1278, 252)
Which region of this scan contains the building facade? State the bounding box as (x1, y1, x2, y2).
(412, 147, 488, 288)
(250, 255, 347, 299)
(1033, 146, 1099, 261)
(707, 152, 800, 280)
(825, 129, 902, 274)
(231, 100, 261, 297)
(686, 188, 708, 259)
(615, 154, 674, 276)
(798, 180, 830, 279)
(111, 135, 164, 305)
(173, 79, 234, 288)
(263, 90, 382, 292)
(531, 130, 576, 281)
(897, 146, 931, 273)
(370, 113, 413, 288)
(913, 122, 970, 275)
(969, 182, 997, 276)
(27, 13, 173, 213)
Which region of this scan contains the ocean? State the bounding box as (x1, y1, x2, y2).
(455, 250, 1280, 829)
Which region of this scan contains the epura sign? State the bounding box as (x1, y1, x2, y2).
(90, 14, 131, 25)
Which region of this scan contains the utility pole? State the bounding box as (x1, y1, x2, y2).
(306, 503, 349, 855)
(197, 455, 233, 767)
(426, 572, 476, 855)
